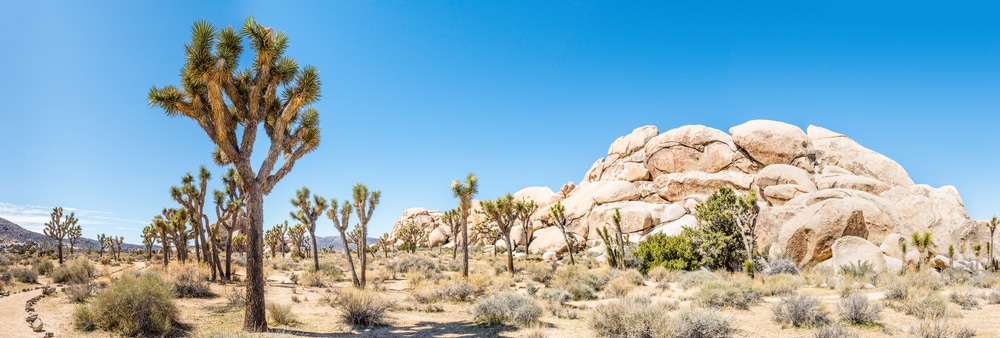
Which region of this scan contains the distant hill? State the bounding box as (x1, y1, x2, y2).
(315, 235, 378, 251)
(0, 217, 144, 251)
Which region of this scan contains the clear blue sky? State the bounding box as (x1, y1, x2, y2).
(1, 1, 998, 245)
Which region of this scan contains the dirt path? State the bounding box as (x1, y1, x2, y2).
(0, 288, 46, 337)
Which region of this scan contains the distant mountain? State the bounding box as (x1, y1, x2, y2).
(314, 235, 378, 251)
(0, 217, 144, 251)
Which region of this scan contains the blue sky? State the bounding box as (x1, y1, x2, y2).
(1, 1, 999, 244)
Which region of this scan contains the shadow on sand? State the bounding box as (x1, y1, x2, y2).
(267, 320, 519, 337)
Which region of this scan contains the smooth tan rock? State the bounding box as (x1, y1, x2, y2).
(879, 233, 906, 260)
(513, 186, 559, 207)
(609, 125, 659, 157)
(817, 174, 891, 195)
(763, 185, 813, 206)
(542, 251, 558, 262)
(32, 318, 43, 332)
(774, 195, 904, 265)
(885, 255, 903, 275)
(642, 214, 697, 239)
(930, 255, 950, 270)
(529, 226, 581, 254)
(427, 227, 447, 248)
(654, 171, 753, 202)
(808, 125, 914, 188)
(644, 125, 748, 177)
(591, 181, 642, 204)
(831, 236, 887, 274)
(755, 164, 816, 190)
(730, 120, 813, 167)
(601, 162, 652, 182)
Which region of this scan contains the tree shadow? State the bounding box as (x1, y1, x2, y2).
(268, 320, 519, 337)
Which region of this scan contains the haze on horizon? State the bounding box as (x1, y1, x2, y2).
(2, 1, 999, 245)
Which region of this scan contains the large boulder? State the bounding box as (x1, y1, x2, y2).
(773, 194, 902, 265)
(879, 233, 906, 260)
(592, 181, 641, 204)
(427, 228, 448, 248)
(754, 164, 817, 206)
(654, 171, 753, 202)
(642, 214, 697, 239)
(529, 227, 582, 254)
(808, 125, 914, 188)
(730, 120, 814, 169)
(831, 236, 887, 274)
(584, 202, 686, 240)
(513, 186, 560, 207)
(816, 174, 891, 195)
(609, 125, 659, 157)
(644, 125, 755, 177)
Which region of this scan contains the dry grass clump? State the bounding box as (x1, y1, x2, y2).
(32, 257, 54, 275)
(986, 288, 1000, 304)
(539, 288, 571, 306)
(226, 287, 246, 307)
(908, 319, 975, 338)
(168, 263, 212, 298)
(605, 274, 637, 298)
(764, 258, 800, 276)
(694, 279, 761, 310)
(11, 266, 38, 283)
(647, 266, 672, 283)
(669, 307, 737, 338)
(469, 292, 542, 327)
(64, 283, 94, 302)
(837, 292, 881, 326)
(964, 272, 998, 288)
(332, 288, 394, 327)
(391, 254, 437, 273)
(617, 268, 645, 285)
(760, 273, 804, 296)
(813, 323, 859, 338)
(948, 288, 979, 310)
(525, 261, 555, 283)
(301, 271, 326, 287)
(677, 269, 718, 289)
(553, 264, 609, 291)
(568, 283, 597, 301)
(267, 302, 298, 326)
(771, 293, 830, 328)
(590, 295, 672, 338)
(52, 256, 95, 284)
(73, 272, 178, 336)
(888, 291, 948, 320)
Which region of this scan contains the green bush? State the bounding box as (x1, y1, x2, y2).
(333, 288, 394, 327)
(52, 256, 95, 284)
(677, 269, 718, 290)
(590, 295, 671, 338)
(32, 258, 54, 275)
(837, 293, 881, 326)
(669, 307, 738, 338)
(634, 232, 700, 273)
(839, 260, 877, 285)
(689, 187, 754, 272)
(771, 294, 830, 328)
(73, 273, 178, 336)
(568, 283, 596, 301)
(11, 267, 38, 283)
(539, 288, 571, 306)
(695, 279, 761, 310)
(64, 283, 93, 302)
(267, 302, 298, 326)
(469, 292, 542, 327)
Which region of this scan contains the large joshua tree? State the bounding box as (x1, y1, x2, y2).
(352, 183, 380, 289)
(481, 193, 519, 276)
(514, 199, 538, 258)
(451, 174, 478, 278)
(43, 207, 77, 264)
(171, 167, 213, 271)
(290, 186, 327, 271)
(441, 209, 462, 260)
(287, 223, 308, 259)
(67, 222, 82, 255)
(987, 216, 998, 271)
(152, 215, 173, 266)
(328, 199, 359, 287)
(214, 167, 243, 281)
(548, 202, 577, 265)
(148, 17, 321, 331)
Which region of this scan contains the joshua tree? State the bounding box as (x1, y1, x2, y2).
(597, 208, 629, 270)
(398, 224, 426, 254)
(152, 215, 173, 266)
(347, 226, 365, 261)
(471, 221, 502, 257)
(328, 199, 360, 287)
(214, 167, 243, 280)
(141, 225, 156, 259)
(548, 202, 577, 265)
(67, 222, 82, 255)
(441, 208, 462, 260)
(351, 184, 380, 288)
(287, 223, 308, 259)
(148, 17, 323, 331)
(43, 207, 77, 264)
(481, 193, 519, 276)
(987, 216, 998, 271)
(171, 167, 213, 274)
(911, 231, 933, 271)
(265, 225, 284, 259)
(113, 236, 124, 261)
(290, 186, 327, 271)
(375, 232, 392, 259)
(974, 243, 983, 273)
(231, 233, 248, 255)
(514, 199, 538, 258)
(450, 173, 478, 278)
(97, 233, 108, 258)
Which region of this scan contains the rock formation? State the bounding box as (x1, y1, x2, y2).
(389, 119, 988, 269)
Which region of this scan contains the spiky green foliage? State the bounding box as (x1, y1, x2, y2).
(171, 167, 213, 277)
(911, 231, 934, 271)
(691, 187, 759, 274)
(43, 207, 78, 264)
(634, 232, 700, 273)
(451, 173, 478, 278)
(597, 208, 630, 270)
(265, 223, 286, 259)
(548, 201, 579, 265)
(141, 225, 156, 259)
(290, 186, 328, 271)
(514, 199, 539, 257)
(398, 224, 426, 254)
(351, 183, 381, 288)
(287, 223, 308, 259)
(148, 16, 324, 332)
(67, 222, 82, 255)
(482, 193, 520, 276)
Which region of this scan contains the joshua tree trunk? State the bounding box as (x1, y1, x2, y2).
(309, 230, 319, 272)
(226, 233, 234, 280)
(56, 240, 64, 264)
(339, 230, 360, 287)
(243, 189, 266, 332)
(504, 236, 515, 277)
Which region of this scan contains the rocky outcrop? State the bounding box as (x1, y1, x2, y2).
(389, 120, 982, 268)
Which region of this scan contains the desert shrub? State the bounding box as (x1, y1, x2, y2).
(73, 272, 178, 336)
(11, 267, 38, 283)
(909, 319, 975, 338)
(0, 268, 11, 284)
(764, 258, 800, 276)
(226, 287, 246, 307)
(525, 281, 540, 296)
(168, 263, 212, 298)
(647, 266, 672, 283)
(813, 323, 859, 338)
(771, 294, 830, 328)
(315, 261, 343, 280)
(760, 273, 804, 296)
(0, 254, 9, 266)
(839, 260, 877, 285)
(525, 262, 554, 283)
(669, 307, 738, 338)
(634, 232, 700, 273)
(948, 289, 979, 310)
(270, 257, 296, 271)
(987, 288, 1000, 304)
(884, 278, 912, 301)
(590, 295, 671, 338)
(619, 269, 645, 285)
(837, 293, 881, 326)
(553, 265, 609, 291)
(904, 271, 943, 291)
(677, 269, 718, 290)
(301, 271, 326, 287)
(32, 257, 54, 275)
(99, 255, 112, 265)
(605, 274, 637, 298)
(406, 267, 443, 289)
(392, 254, 437, 273)
(231, 253, 247, 267)
(470, 292, 542, 327)
(438, 280, 476, 302)
(64, 283, 94, 302)
(333, 288, 394, 327)
(965, 273, 998, 288)
(539, 288, 571, 306)
(267, 302, 298, 326)
(467, 273, 492, 295)
(695, 279, 761, 310)
(890, 292, 948, 320)
(411, 285, 440, 304)
(568, 283, 596, 301)
(52, 256, 96, 284)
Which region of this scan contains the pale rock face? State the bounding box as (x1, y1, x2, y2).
(879, 233, 906, 260)
(807, 125, 915, 188)
(609, 125, 659, 157)
(642, 214, 697, 239)
(831, 236, 887, 274)
(585, 202, 658, 237)
(427, 228, 448, 248)
(513, 186, 560, 207)
(591, 181, 642, 205)
(528, 227, 583, 255)
(774, 195, 902, 265)
(755, 164, 817, 206)
(542, 251, 558, 262)
(884, 255, 903, 275)
(644, 125, 751, 177)
(601, 162, 652, 182)
(654, 171, 754, 203)
(730, 120, 814, 169)
(755, 205, 806, 251)
(930, 255, 950, 270)
(816, 174, 891, 195)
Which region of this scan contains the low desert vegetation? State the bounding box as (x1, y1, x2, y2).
(74, 272, 179, 336)
(470, 292, 543, 326)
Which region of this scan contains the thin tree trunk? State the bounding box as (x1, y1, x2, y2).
(339, 231, 360, 287)
(309, 230, 319, 271)
(462, 219, 469, 278)
(57, 240, 63, 264)
(226, 233, 233, 281)
(361, 231, 367, 288)
(243, 189, 267, 332)
(504, 235, 514, 277)
(193, 229, 202, 263)
(560, 231, 575, 265)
